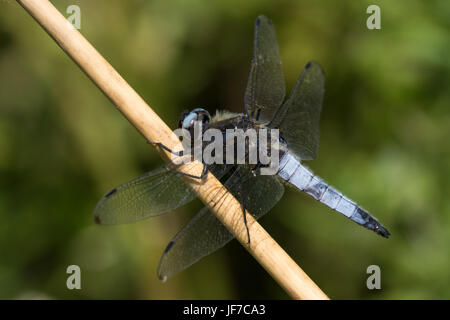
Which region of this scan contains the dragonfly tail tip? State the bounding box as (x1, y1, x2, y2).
(376, 224, 390, 238)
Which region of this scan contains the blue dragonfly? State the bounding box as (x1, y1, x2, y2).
(94, 15, 390, 281)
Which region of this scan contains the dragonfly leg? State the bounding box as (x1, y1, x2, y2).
(251, 163, 261, 172)
(237, 183, 251, 244)
(243, 206, 250, 244)
(147, 140, 183, 157)
(171, 162, 208, 180)
(251, 161, 269, 176)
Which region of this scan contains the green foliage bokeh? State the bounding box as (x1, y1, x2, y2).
(0, 0, 448, 299)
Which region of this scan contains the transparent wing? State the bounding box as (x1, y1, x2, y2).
(94, 162, 230, 225)
(157, 165, 285, 280)
(269, 61, 325, 160)
(244, 15, 285, 123)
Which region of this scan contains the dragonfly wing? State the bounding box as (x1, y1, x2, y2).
(94, 162, 230, 225)
(269, 61, 325, 161)
(157, 165, 284, 280)
(244, 15, 285, 123)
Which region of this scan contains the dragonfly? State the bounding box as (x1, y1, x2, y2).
(94, 15, 390, 281)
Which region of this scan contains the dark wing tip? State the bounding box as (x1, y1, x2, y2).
(105, 188, 117, 198)
(304, 60, 325, 76)
(255, 15, 273, 27)
(156, 240, 175, 282)
(94, 215, 101, 224)
(157, 272, 168, 283)
(163, 240, 175, 254)
(92, 188, 117, 225)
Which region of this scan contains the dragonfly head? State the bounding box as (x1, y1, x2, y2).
(178, 108, 211, 129)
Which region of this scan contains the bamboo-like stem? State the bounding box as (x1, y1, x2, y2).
(17, 0, 329, 300)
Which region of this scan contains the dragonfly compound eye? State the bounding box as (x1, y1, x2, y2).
(181, 111, 198, 129)
(178, 112, 189, 128)
(181, 108, 210, 129)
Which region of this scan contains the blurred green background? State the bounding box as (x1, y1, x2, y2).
(0, 0, 449, 299)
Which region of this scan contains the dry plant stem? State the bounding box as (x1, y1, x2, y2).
(17, 0, 329, 300)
